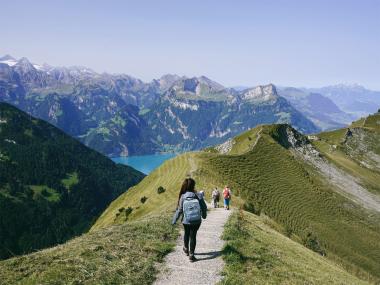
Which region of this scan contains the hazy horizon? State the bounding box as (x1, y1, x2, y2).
(1, 0, 379, 89)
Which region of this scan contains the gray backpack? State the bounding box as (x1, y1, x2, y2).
(183, 197, 201, 222)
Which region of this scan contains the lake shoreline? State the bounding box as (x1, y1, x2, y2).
(112, 153, 178, 174)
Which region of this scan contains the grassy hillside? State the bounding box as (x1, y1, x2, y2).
(93, 116, 380, 283)
(0, 103, 144, 259)
(0, 215, 177, 285)
(221, 210, 370, 284)
(203, 125, 380, 282)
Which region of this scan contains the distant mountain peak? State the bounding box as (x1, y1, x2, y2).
(170, 76, 225, 94)
(0, 54, 18, 67)
(242, 84, 278, 101)
(16, 57, 33, 67)
(0, 54, 16, 61)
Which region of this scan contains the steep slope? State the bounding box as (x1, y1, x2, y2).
(94, 115, 380, 283)
(0, 55, 319, 155)
(0, 103, 144, 259)
(311, 112, 380, 203)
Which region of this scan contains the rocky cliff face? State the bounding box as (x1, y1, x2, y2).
(0, 55, 319, 156)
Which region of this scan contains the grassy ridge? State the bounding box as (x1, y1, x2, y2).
(221, 210, 370, 285)
(93, 125, 380, 282)
(204, 126, 380, 281)
(0, 215, 178, 285)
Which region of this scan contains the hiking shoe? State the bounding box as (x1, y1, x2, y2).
(183, 247, 189, 256)
(189, 254, 197, 262)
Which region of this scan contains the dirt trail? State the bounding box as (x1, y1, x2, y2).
(188, 154, 197, 176)
(154, 207, 232, 285)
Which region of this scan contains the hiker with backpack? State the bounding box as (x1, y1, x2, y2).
(172, 178, 207, 262)
(211, 188, 220, 208)
(223, 186, 231, 210)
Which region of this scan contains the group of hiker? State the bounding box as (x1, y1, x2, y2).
(172, 178, 232, 262)
(211, 186, 231, 210)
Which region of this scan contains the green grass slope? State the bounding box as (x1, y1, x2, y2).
(0, 103, 144, 259)
(203, 125, 380, 282)
(0, 215, 177, 285)
(222, 210, 370, 284)
(93, 117, 380, 283)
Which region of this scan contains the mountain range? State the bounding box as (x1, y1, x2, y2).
(0, 55, 319, 156)
(278, 87, 355, 130)
(307, 84, 380, 117)
(1, 55, 379, 157)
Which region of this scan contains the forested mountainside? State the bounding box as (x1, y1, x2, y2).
(0, 55, 318, 156)
(0, 103, 144, 259)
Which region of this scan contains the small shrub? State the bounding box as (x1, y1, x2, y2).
(303, 232, 326, 256)
(157, 186, 166, 194)
(115, 207, 133, 221)
(140, 196, 148, 204)
(125, 207, 133, 219)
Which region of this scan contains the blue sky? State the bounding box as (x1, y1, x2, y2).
(1, 0, 379, 89)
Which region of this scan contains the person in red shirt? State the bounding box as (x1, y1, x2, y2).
(223, 186, 231, 210)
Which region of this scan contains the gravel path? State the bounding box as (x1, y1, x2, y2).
(155, 207, 232, 285)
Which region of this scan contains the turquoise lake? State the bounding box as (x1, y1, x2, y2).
(112, 153, 177, 174)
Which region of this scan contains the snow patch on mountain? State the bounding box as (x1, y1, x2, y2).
(171, 100, 199, 111)
(0, 59, 17, 66)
